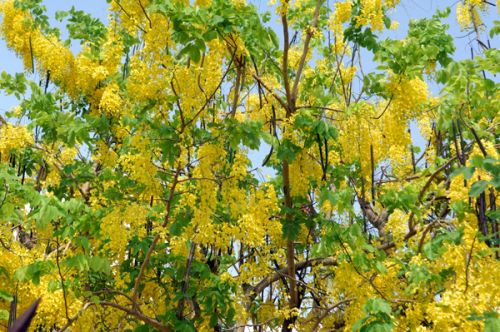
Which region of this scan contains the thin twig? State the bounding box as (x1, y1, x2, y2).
(99, 301, 171, 331)
(464, 235, 477, 293)
(137, 0, 152, 29)
(176, 243, 197, 319)
(55, 237, 70, 321)
(291, 0, 323, 107)
(57, 302, 93, 332)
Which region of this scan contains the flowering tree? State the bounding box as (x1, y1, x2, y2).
(0, 0, 498, 330)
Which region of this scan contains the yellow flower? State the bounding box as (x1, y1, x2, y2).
(389, 20, 399, 30)
(456, 3, 472, 30)
(99, 82, 122, 115)
(0, 123, 33, 162)
(334, 1, 353, 24)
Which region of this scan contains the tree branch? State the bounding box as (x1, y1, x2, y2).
(290, 0, 323, 107)
(99, 301, 171, 332)
(251, 257, 337, 297)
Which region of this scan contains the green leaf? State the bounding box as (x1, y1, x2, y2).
(364, 298, 392, 315)
(451, 166, 475, 180)
(0, 267, 8, 278)
(281, 217, 301, 240)
(189, 46, 201, 63)
(203, 30, 218, 41)
(470, 180, 488, 197)
(486, 210, 500, 221)
(380, 186, 417, 213)
(276, 139, 301, 162)
(360, 322, 393, 332)
(48, 279, 61, 292)
(54, 10, 68, 21)
(0, 309, 9, 321)
(352, 317, 369, 332)
(14, 261, 55, 285)
(485, 316, 500, 332)
(451, 201, 468, 220)
(470, 155, 484, 168)
(0, 290, 13, 302)
(468, 311, 500, 332)
(88, 256, 111, 275)
(134, 324, 155, 332)
(489, 20, 500, 38)
(353, 298, 393, 332)
(225, 119, 263, 150)
(170, 207, 192, 236)
(423, 227, 464, 260)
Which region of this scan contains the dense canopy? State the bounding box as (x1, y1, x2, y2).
(0, 0, 499, 331)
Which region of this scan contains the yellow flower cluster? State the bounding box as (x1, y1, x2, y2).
(328, 1, 353, 53)
(456, 3, 472, 30)
(119, 135, 160, 196)
(237, 184, 281, 246)
(385, 208, 407, 241)
(337, 99, 413, 180)
(93, 140, 118, 168)
(340, 63, 357, 84)
(353, 0, 400, 31)
(424, 222, 499, 330)
(189, 143, 226, 245)
(448, 173, 470, 204)
(387, 76, 429, 116)
(456, 0, 484, 30)
(0, 1, 76, 93)
(289, 149, 323, 197)
(101, 204, 149, 259)
(334, 1, 353, 24)
(99, 82, 122, 116)
(332, 262, 371, 329)
(0, 123, 33, 162)
(385, 0, 400, 7)
(0, 237, 95, 330)
(222, 152, 248, 219)
(356, 0, 385, 31)
(0, 0, 123, 105)
(75, 26, 123, 96)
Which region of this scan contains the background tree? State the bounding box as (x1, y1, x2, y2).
(0, 0, 498, 331)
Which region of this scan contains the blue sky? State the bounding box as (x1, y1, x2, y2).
(0, 0, 497, 178)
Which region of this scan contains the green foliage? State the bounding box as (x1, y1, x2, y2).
(352, 298, 393, 332)
(0, 309, 9, 321)
(489, 20, 500, 38)
(293, 109, 338, 147)
(379, 186, 418, 214)
(344, 1, 380, 52)
(0, 290, 13, 302)
(276, 139, 301, 162)
(468, 312, 500, 332)
(55, 6, 106, 50)
(0, 71, 27, 99)
(422, 227, 464, 261)
(224, 118, 263, 150)
(14, 0, 59, 35)
(64, 253, 111, 275)
(150, 0, 278, 63)
(375, 15, 454, 76)
(319, 185, 354, 215)
(14, 260, 56, 285)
